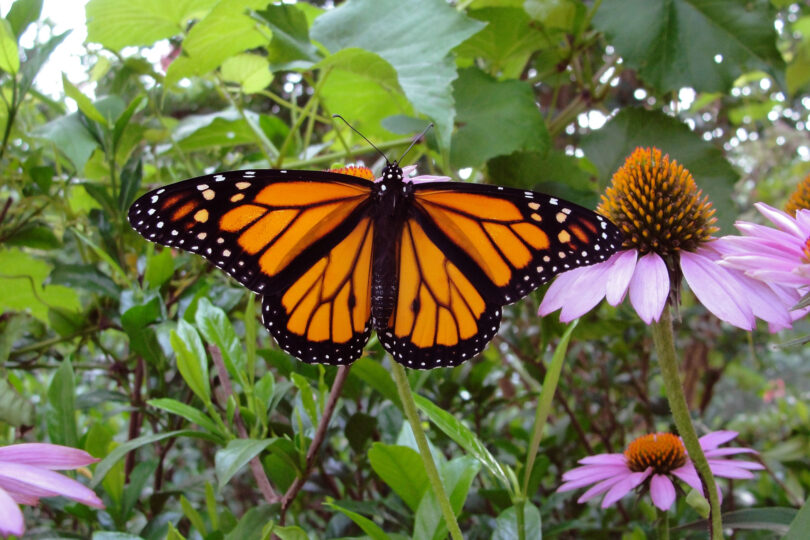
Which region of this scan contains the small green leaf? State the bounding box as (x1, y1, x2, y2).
(34, 112, 99, 172)
(0, 379, 35, 427)
(121, 460, 157, 521)
(221, 53, 273, 94)
(113, 94, 145, 148)
(50, 263, 120, 298)
(4, 224, 61, 250)
(195, 298, 246, 376)
(350, 357, 401, 409)
(0, 19, 20, 74)
(0, 248, 81, 322)
(225, 505, 279, 540)
(180, 494, 207, 533)
(493, 502, 542, 540)
(257, 3, 321, 68)
(291, 372, 318, 426)
(273, 525, 311, 540)
(368, 443, 428, 511)
(121, 296, 164, 366)
(214, 438, 273, 489)
(117, 156, 143, 213)
(62, 74, 109, 126)
(46, 358, 78, 447)
(145, 248, 174, 289)
(7, 0, 43, 38)
(148, 398, 223, 439)
(324, 500, 390, 540)
(171, 320, 211, 403)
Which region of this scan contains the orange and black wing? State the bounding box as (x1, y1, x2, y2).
(128, 169, 375, 364)
(377, 182, 622, 368)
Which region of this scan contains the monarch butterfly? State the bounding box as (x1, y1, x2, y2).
(129, 123, 622, 369)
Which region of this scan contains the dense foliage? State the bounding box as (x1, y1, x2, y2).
(1, 0, 809, 538)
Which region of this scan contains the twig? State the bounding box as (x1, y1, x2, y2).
(208, 345, 280, 504)
(281, 365, 351, 514)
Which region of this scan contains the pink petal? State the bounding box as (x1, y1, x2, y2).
(562, 464, 629, 481)
(0, 485, 24, 537)
(605, 250, 638, 306)
(578, 454, 627, 466)
(540, 263, 609, 321)
(577, 473, 629, 503)
(628, 252, 669, 324)
(601, 470, 651, 508)
(671, 463, 703, 493)
(733, 274, 794, 329)
(703, 447, 757, 457)
(538, 267, 588, 315)
(4, 488, 39, 505)
(560, 467, 631, 490)
(0, 444, 99, 470)
(649, 474, 677, 510)
(755, 202, 804, 237)
(680, 250, 754, 330)
(707, 463, 756, 479)
(0, 463, 104, 509)
(698, 431, 738, 449)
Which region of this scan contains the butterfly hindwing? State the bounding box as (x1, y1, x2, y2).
(128, 169, 374, 295)
(260, 217, 375, 365)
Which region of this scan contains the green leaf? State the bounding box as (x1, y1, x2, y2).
(225, 505, 279, 540)
(63, 75, 108, 126)
(121, 296, 165, 366)
(118, 156, 143, 213)
(0, 248, 81, 322)
(368, 443, 428, 511)
(257, 3, 321, 68)
(47, 358, 78, 447)
(7, 0, 43, 37)
(4, 224, 61, 250)
(174, 109, 279, 151)
(113, 94, 145, 149)
(346, 412, 377, 452)
(19, 31, 68, 100)
(273, 525, 311, 540)
(195, 297, 246, 375)
(786, 496, 810, 539)
(0, 379, 35, 427)
(311, 0, 486, 150)
(165, 0, 273, 86)
(0, 314, 30, 363)
(456, 7, 549, 78)
(221, 53, 273, 93)
(593, 0, 785, 93)
(86, 0, 218, 51)
(0, 19, 20, 74)
(414, 455, 480, 540)
(324, 500, 390, 540)
(180, 494, 207, 533)
(350, 357, 401, 409)
(49, 263, 121, 298)
(677, 507, 797, 534)
(145, 248, 174, 289)
(494, 502, 542, 540)
(413, 393, 513, 492)
(291, 372, 318, 426)
(214, 438, 273, 489)
(148, 398, 223, 439)
(581, 107, 739, 231)
(121, 460, 158, 521)
(171, 320, 211, 403)
(34, 112, 99, 172)
(450, 67, 548, 168)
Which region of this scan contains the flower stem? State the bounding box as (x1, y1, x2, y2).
(391, 362, 463, 540)
(651, 308, 723, 539)
(657, 507, 670, 540)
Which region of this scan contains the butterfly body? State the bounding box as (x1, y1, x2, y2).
(129, 162, 622, 369)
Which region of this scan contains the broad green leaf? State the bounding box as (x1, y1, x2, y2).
(145, 247, 174, 289)
(221, 53, 273, 93)
(368, 443, 428, 511)
(257, 3, 321, 68)
(148, 398, 223, 438)
(0, 19, 20, 74)
(63, 74, 108, 126)
(0, 248, 80, 322)
(171, 320, 211, 403)
(273, 525, 311, 540)
(414, 455, 480, 540)
(49, 263, 121, 298)
(494, 502, 542, 540)
(46, 358, 78, 447)
(456, 7, 549, 78)
(34, 112, 99, 172)
(225, 505, 279, 540)
(214, 438, 273, 489)
(7, 0, 42, 37)
(195, 298, 246, 374)
(121, 296, 164, 367)
(311, 0, 486, 150)
(786, 496, 810, 539)
(174, 109, 283, 151)
(349, 357, 402, 409)
(4, 224, 61, 250)
(86, 0, 218, 51)
(165, 0, 273, 86)
(91, 430, 213, 487)
(450, 67, 548, 168)
(787, 39, 810, 96)
(413, 393, 513, 491)
(581, 107, 739, 231)
(0, 379, 35, 427)
(324, 501, 390, 540)
(593, 0, 784, 93)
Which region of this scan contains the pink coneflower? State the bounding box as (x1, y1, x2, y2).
(539, 147, 794, 330)
(715, 203, 810, 309)
(557, 431, 763, 511)
(0, 443, 104, 537)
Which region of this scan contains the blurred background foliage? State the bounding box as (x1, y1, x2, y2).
(0, 0, 809, 537)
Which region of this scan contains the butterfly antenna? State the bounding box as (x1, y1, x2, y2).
(332, 114, 389, 163)
(396, 122, 433, 164)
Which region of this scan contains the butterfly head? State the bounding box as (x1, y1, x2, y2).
(380, 162, 404, 187)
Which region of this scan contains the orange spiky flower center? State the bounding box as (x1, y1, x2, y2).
(786, 172, 810, 216)
(624, 433, 687, 474)
(328, 165, 375, 181)
(597, 147, 718, 257)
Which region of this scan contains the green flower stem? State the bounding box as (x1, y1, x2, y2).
(391, 362, 463, 540)
(657, 507, 670, 540)
(651, 308, 723, 539)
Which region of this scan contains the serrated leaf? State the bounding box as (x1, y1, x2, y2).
(311, 0, 486, 150)
(450, 67, 548, 168)
(214, 438, 273, 489)
(221, 53, 272, 93)
(0, 19, 20, 74)
(593, 0, 785, 93)
(368, 443, 428, 511)
(581, 107, 738, 231)
(171, 320, 211, 403)
(86, 0, 218, 51)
